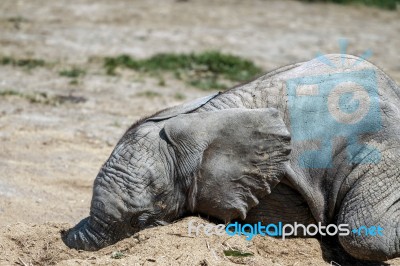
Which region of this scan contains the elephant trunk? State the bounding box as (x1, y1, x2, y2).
(62, 215, 111, 251)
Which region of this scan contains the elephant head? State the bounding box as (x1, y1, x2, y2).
(62, 98, 291, 250)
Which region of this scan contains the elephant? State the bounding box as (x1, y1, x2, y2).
(62, 54, 400, 261)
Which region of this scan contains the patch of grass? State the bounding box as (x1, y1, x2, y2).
(0, 90, 43, 103)
(26, 92, 56, 105)
(189, 77, 228, 91)
(158, 77, 166, 86)
(104, 51, 263, 90)
(104, 55, 139, 75)
(69, 79, 79, 85)
(174, 92, 186, 100)
(111, 251, 125, 259)
(112, 121, 122, 128)
(0, 57, 45, 69)
(7, 16, 28, 23)
(0, 90, 21, 97)
(59, 67, 86, 78)
(1, 90, 55, 104)
(54, 94, 87, 104)
(0, 89, 86, 105)
(7, 16, 29, 29)
(223, 249, 254, 257)
(136, 90, 161, 98)
(300, 0, 399, 10)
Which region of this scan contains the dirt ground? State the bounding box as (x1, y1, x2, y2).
(0, 0, 399, 265)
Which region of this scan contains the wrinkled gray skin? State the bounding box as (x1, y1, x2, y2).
(63, 54, 400, 261)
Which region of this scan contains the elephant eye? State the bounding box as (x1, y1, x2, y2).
(130, 209, 152, 229)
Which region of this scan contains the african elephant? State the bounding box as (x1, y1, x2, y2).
(62, 54, 400, 261)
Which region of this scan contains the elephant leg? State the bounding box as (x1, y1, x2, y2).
(337, 152, 400, 261)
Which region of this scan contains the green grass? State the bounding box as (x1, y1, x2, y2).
(112, 121, 122, 128)
(136, 90, 162, 98)
(0, 90, 21, 97)
(7, 16, 27, 23)
(0, 57, 45, 69)
(104, 51, 263, 90)
(188, 77, 228, 91)
(157, 77, 166, 86)
(174, 92, 186, 100)
(0, 89, 86, 105)
(111, 251, 125, 259)
(300, 0, 399, 10)
(223, 249, 254, 257)
(59, 67, 86, 78)
(69, 79, 79, 85)
(0, 90, 47, 104)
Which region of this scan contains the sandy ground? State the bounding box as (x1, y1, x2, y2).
(0, 0, 399, 265)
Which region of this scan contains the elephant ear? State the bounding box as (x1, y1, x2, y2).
(163, 108, 291, 222)
(146, 92, 220, 122)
